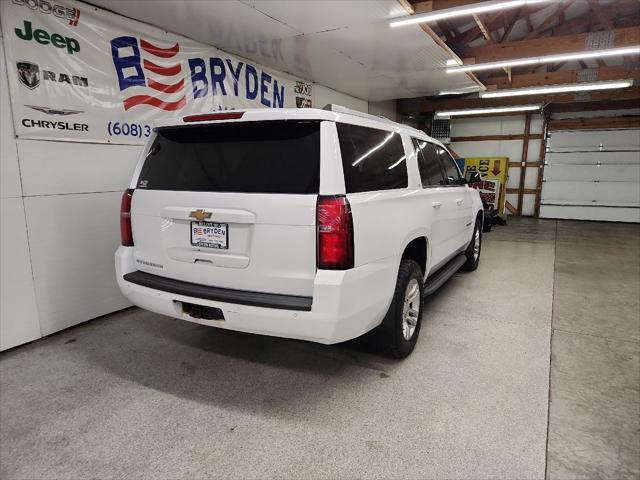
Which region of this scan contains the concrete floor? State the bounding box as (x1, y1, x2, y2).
(0, 218, 638, 479)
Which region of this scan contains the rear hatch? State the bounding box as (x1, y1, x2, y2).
(130, 120, 320, 297)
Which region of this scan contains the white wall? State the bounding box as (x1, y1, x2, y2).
(0, 35, 41, 350)
(313, 84, 368, 112)
(448, 113, 544, 216)
(369, 100, 397, 121)
(0, 11, 368, 350)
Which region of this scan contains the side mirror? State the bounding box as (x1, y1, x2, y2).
(465, 171, 482, 184)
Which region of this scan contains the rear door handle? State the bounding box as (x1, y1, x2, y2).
(432, 201, 442, 208)
(456, 198, 464, 205)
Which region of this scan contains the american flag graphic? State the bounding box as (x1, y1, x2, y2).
(110, 36, 186, 112)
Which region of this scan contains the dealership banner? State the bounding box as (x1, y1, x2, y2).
(0, 0, 314, 144)
(456, 157, 509, 213)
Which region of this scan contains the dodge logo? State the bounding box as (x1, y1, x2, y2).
(17, 61, 39, 89)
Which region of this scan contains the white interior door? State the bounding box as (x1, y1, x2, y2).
(540, 128, 640, 223)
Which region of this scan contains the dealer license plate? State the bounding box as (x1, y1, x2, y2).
(190, 221, 228, 249)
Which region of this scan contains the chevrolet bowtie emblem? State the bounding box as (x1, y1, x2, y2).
(189, 209, 212, 221)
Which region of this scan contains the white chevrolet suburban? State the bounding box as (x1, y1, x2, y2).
(116, 105, 483, 357)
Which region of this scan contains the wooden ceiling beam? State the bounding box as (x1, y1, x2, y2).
(552, 0, 639, 36)
(464, 26, 640, 64)
(419, 86, 640, 112)
(524, 0, 575, 40)
(551, 99, 640, 113)
(500, 8, 520, 43)
(459, 3, 549, 47)
(549, 116, 640, 130)
(484, 66, 640, 89)
(588, 0, 614, 31)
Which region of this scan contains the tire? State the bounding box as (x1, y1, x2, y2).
(365, 259, 424, 358)
(462, 217, 482, 271)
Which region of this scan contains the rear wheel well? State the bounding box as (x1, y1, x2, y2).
(402, 237, 427, 275)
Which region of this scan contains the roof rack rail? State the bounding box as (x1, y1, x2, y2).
(323, 103, 424, 137)
(322, 104, 397, 124)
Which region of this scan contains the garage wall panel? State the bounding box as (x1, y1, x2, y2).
(24, 192, 131, 336)
(1, 32, 41, 351)
(450, 113, 544, 216)
(0, 197, 41, 350)
(541, 128, 640, 223)
(0, 39, 21, 200)
(547, 129, 640, 151)
(540, 205, 640, 222)
(17, 141, 142, 196)
(451, 115, 527, 136)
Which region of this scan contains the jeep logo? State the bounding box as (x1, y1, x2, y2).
(14, 20, 80, 55)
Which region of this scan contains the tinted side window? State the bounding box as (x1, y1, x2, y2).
(337, 123, 408, 193)
(412, 138, 446, 187)
(437, 146, 463, 185)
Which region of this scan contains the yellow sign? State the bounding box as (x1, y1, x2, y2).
(458, 157, 508, 214)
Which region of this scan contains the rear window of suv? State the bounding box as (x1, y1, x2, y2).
(337, 123, 408, 193)
(137, 121, 320, 194)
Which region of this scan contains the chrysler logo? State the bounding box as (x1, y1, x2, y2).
(26, 105, 84, 116)
(189, 209, 212, 221)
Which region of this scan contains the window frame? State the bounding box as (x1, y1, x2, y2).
(411, 137, 448, 188)
(435, 144, 465, 187)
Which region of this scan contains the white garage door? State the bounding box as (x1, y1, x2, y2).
(540, 128, 640, 223)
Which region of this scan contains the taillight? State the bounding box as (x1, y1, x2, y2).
(317, 195, 354, 270)
(182, 112, 244, 122)
(120, 189, 134, 246)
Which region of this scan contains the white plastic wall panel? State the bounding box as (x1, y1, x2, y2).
(1, 33, 41, 350)
(451, 115, 529, 137)
(89, 0, 478, 100)
(242, 0, 407, 33)
(0, 38, 21, 199)
(449, 140, 524, 161)
(313, 84, 368, 113)
(24, 192, 131, 336)
(547, 129, 640, 152)
(539, 205, 640, 223)
(0, 197, 41, 350)
(17, 140, 142, 196)
(541, 128, 640, 222)
(544, 164, 640, 182)
(542, 181, 639, 205)
(304, 21, 477, 98)
(546, 151, 640, 165)
(449, 113, 544, 216)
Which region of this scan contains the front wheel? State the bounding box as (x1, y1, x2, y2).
(462, 217, 482, 271)
(365, 259, 424, 358)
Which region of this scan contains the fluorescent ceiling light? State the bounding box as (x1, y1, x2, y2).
(436, 104, 541, 117)
(390, 0, 549, 28)
(480, 79, 635, 98)
(447, 46, 640, 74)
